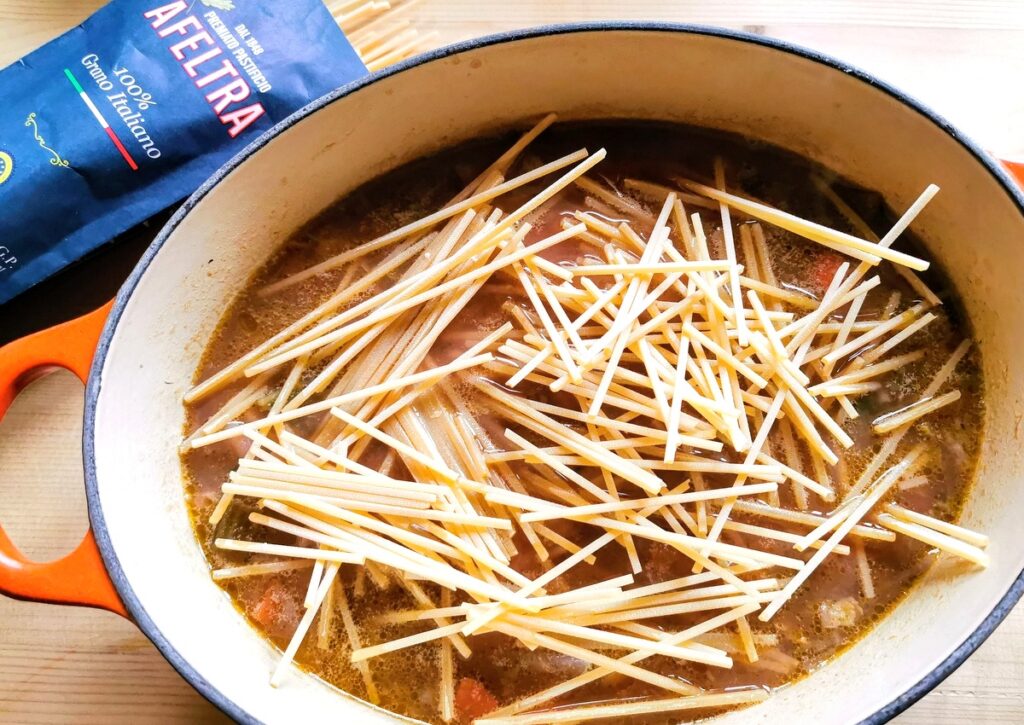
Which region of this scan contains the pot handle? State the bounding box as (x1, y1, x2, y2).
(0, 301, 127, 617)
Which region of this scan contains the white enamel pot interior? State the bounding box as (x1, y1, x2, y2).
(85, 24, 1024, 725)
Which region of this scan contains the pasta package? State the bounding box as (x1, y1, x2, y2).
(0, 0, 367, 304)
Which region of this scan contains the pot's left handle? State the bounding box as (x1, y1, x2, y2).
(0, 301, 127, 617)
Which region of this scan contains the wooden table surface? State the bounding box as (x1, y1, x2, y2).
(1, 1, 1023, 723)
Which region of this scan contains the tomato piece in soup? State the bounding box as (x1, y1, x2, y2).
(810, 251, 846, 289)
(455, 677, 499, 722)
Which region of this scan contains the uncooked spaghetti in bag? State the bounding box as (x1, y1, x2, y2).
(0, 0, 367, 304)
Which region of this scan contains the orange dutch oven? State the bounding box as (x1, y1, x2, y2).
(2, 23, 1024, 725)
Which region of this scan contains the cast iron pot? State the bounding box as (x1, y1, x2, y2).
(2, 23, 1024, 725)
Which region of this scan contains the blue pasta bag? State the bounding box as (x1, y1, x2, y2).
(0, 0, 367, 304)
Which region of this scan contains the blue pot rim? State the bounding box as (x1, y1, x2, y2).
(80, 21, 1024, 725)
